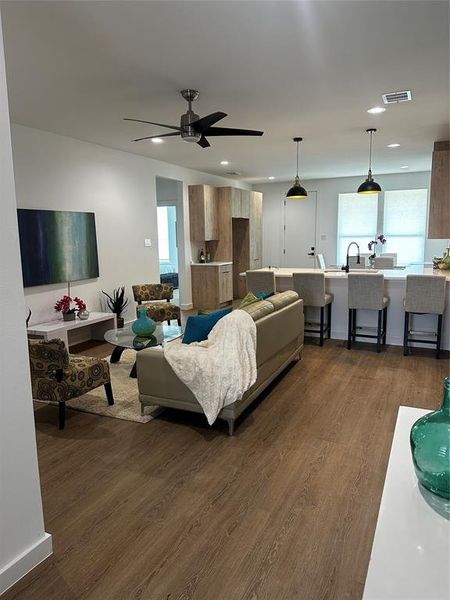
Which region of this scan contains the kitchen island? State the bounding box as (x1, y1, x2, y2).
(242, 266, 450, 350)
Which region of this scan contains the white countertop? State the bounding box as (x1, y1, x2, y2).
(241, 265, 450, 282)
(192, 261, 233, 267)
(363, 406, 450, 600)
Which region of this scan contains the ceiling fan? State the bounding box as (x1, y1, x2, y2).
(124, 89, 264, 148)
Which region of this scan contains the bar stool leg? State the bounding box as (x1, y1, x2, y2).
(319, 307, 325, 347)
(377, 310, 382, 353)
(436, 314, 443, 359)
(403, 312, 410, 356)
(382, 307, 387, 346)
(327, 303, 332, 339)
(347, 309, 352, 350)
(352, 309, 357, 343)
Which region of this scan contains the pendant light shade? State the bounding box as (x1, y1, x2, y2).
(358, 128, 382, 194)
(287, 137, 308, 198)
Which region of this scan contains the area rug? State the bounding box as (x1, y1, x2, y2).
(38, 350, 159, 423)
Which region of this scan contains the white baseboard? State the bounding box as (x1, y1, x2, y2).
(0, 533, 52, 596)
(180, 303, 193, 311)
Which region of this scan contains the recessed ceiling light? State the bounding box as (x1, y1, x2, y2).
(400, 165, 409, 169)
(268, 176, 275, 180)
(387, 143, 401, 148)
(151, 137, 164, 144)
(220, 160, 229, 165)
(367, 106, 386, 114)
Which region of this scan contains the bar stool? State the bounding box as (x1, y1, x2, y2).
(292, 272, 333, 346)
(348, 273, 389, 352)
(403, 275, 446, 359)
(246, 270, 276, 295)
(374, 256, 395, 269)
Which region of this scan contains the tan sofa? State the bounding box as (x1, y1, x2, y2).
(136, 291, 304, 434)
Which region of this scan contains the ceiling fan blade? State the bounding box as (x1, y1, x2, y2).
(197, 136, 211, 148)
(131, 132, 180, 142)
(124, 118, 181, 132)
(203, 127, 264, 137)
(190, 112, 227, 133)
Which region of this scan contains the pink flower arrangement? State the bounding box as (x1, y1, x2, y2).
(54, 295, 86, 314)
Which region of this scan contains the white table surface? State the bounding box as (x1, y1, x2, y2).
(363, 406, 450, 600)
(27, 311, 115, 333)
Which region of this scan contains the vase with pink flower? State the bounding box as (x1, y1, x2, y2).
(54, 295, 88, 321)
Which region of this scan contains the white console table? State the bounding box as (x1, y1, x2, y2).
(363, 406, 450, 600)
(27, 312, 116, 349)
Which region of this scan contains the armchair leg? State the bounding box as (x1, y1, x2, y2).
(177, 317, 182, 327)
(167, 319, 171, 326)
(105, 382, 114, 405)
(59, 402, 66, 429)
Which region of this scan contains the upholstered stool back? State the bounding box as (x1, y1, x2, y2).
(374, 256, 395, 269)
(404, 275, 446, 315)
(246, 270, 276, 295)
(292, 272, 327, 307)
(348, 273, 385, 310)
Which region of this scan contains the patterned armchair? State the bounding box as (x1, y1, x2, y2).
(132, 283, 181, 326)
(28, 338, 113, 429)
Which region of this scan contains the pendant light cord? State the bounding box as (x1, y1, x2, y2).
(368, 130, 373, 172)
(296, 141, 299, 178)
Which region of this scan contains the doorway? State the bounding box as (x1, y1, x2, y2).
(156, 177, 183, 305)
(282, 191, 317, 267)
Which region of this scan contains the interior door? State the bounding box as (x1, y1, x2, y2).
(283, 191, 317, 267)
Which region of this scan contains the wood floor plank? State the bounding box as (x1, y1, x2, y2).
(3, 341, 447, 600)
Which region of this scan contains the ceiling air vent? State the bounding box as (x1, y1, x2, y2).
(382, 90, 412, 104)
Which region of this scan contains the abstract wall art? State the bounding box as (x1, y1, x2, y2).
(17, 209, 100, 287)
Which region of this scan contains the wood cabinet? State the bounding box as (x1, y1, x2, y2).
(249, 191, 263, 269)
(191, 264, 233, 310)
(189, 185, 218, 241)
(231, 189, 251, 219)
(428, 141, 450, 239)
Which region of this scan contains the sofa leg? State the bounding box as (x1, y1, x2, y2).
(59, 401, 66, 430)
(104, 382, 114, 405)
(140, 403, 145, 416)
(227, 419, 235, 436)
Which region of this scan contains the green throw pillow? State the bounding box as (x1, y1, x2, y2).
(239, 292, 262, 309)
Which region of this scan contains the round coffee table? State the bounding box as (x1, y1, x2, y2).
(104, 323, 182, 378)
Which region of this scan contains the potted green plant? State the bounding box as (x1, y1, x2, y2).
(102, 287, 129, 328)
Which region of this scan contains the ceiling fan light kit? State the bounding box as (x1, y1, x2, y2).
(287, 137, 308, 199)
(124, 89, 263, 149)
(358, 128, 382, 194)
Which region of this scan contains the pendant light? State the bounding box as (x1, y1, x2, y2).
(358, 128, 382, 194)
(286, 137, 308, 199)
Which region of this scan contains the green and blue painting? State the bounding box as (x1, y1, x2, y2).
(17, 209, 99, 287)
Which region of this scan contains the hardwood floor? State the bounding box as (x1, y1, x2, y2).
(4, 341, 448, 600)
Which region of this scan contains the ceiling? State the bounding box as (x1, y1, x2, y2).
(1, 1, 449, 182)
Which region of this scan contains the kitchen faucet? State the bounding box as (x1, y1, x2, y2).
(342, 242, 361, 273)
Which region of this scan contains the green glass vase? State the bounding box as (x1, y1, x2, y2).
(132, 307, 156, 338)
(410, 377, 450, 500)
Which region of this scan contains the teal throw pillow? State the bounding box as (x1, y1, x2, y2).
(182, 307, 232, 344)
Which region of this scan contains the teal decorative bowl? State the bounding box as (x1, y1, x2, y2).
(410, 377, 450, 500)
(132, 307, 156, 338)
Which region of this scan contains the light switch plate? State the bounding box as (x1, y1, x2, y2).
(144, 238, 152, 247)
(321, 234, 327, 241)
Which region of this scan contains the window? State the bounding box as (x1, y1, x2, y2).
(337, 193, 378, 264)
(336, 189, 428, 266)
(382, 189, 428, 265)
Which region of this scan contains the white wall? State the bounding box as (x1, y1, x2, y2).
(0, 13, 51, 595)
(256, 171, 448, 267)
(11, 124, 250, 324)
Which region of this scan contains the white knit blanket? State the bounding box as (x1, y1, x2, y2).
(163, 309, 257, 425)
